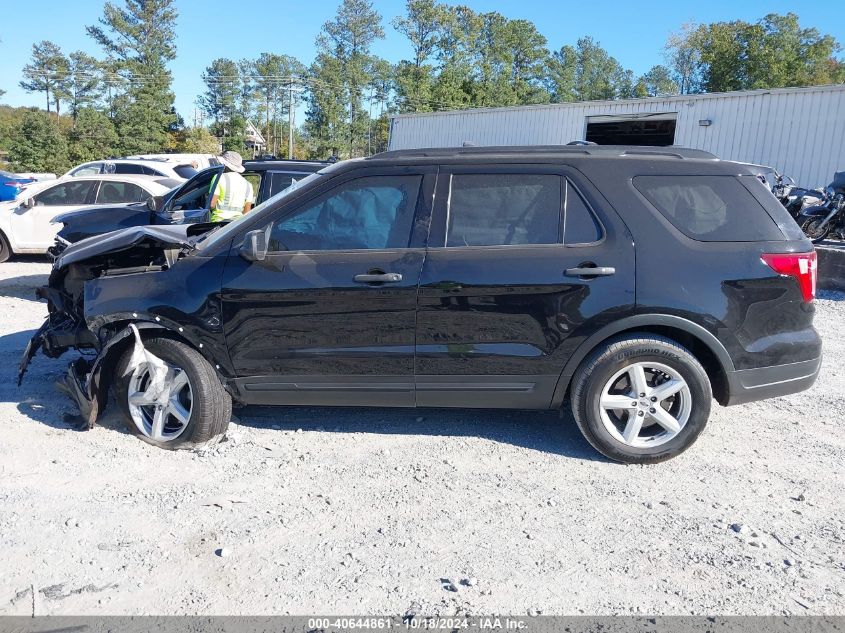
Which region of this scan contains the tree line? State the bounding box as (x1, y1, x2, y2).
(3, 0, 843, 174)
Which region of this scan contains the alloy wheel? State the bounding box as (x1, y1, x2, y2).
(127, 362, 193, 442)
(598, 361, 692, 448)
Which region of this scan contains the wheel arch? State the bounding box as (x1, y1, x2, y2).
(551, 314, 735, 408)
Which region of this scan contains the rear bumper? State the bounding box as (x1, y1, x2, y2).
(724, 356, 821, 405)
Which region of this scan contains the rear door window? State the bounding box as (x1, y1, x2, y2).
(446, 174, 561, 247)
(563, 180, 602, 244)
(95, 181, 148, 203)
(633, 175, 783, 241)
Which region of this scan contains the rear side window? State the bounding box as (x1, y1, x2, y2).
(269, 172, 297, 197)
(633, 175, 783, 242)
(447, 174, 561, 247)
(95, 181, 147, 203)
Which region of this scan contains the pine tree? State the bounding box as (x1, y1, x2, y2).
(87, 0, 178, 153)
(19, 41, 69, 119)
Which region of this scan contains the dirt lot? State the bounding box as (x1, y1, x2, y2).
(0, 257, 843, 616)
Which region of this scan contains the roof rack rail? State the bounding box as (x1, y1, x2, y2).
(372, 145, 717, 160)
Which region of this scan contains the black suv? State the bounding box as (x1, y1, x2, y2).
(21, 146, 821, 463)
(53, 159, 327, 245)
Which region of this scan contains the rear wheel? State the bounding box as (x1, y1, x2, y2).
(801, 218, 830, 243)
(570, 335, 712, 464)
(0, 232, 11, 263)
(114, 337, 231, 449)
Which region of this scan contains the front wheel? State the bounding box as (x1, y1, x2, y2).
(801, 218, 830, 243)
(114, 336, 231, 449)
(0, 231, 11, 263)
(570, 335, 712, 464)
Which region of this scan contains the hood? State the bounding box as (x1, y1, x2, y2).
(53, 201, 147, 225)
(55, 224, 195, 269)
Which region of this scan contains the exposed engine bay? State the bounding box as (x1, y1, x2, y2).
(19, 225, 214, 428)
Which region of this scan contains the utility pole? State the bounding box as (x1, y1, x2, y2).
(288, 80, 294, 160)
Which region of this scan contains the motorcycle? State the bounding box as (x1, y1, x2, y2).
(799, 171, 845, 243)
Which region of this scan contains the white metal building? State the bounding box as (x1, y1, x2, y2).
(388, 84, 845, 187)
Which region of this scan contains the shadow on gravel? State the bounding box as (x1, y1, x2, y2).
(235, 404, 606, 462)
(0, 275, 49, 301)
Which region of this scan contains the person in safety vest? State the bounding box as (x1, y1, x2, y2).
(210, 151, 255, 222)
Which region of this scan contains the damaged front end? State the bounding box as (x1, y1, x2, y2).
(19, 225, 202, 429)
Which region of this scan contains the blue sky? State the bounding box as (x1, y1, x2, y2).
(2, 0, 844, 121)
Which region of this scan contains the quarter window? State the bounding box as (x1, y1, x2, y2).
(633, 175, 783, 241)
(446, 174, 561, 247)
(269, 175, 421, 251)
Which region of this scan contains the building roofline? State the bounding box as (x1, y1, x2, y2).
(389, 83, 845, 121)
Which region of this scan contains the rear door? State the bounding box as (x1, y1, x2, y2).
(415, 164, 636, 408)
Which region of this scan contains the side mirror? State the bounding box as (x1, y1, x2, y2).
(240, 229, 268, 262)
(147, 195, 164, 212)
(22, 198, 35, 209)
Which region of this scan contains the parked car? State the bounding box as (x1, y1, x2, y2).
(64, 158, 197, 181)
(20, 146, 820, 464)
(0, 174, 175, 261)
(126, 153, 220, 170)
(0, 170, 36, 202)
(53, 159, 327, 245)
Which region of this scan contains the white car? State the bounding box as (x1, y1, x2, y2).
(64, 158, 197, 181)
(126, 153, 220, 170)
(0, 174, 174, 261)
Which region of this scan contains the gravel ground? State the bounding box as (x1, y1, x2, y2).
(0, 257, 843, 616)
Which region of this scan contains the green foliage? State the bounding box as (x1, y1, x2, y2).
(19, 40, 69, 115)
(61, 52, 103, 120)
(548, 37, 634, 102)
(87, 0, 179, 154)
(635, 65, 679, 97)
(8, 110, 69, 174)
(307, 0, 386, 157)
(666, 13, 845, 93)
(66, 107, 119, 164)
(173, 126, 219, 154)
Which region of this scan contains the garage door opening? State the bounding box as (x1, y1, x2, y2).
(585, 113, 677, 146)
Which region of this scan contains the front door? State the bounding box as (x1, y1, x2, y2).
(221, 166, 435, 407)
(415, 164, 636, 408)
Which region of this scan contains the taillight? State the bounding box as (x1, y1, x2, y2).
(761, 251, 817, 302)
(3, 182, 20, 187)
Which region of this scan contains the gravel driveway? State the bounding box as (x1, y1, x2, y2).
(0, 258, 843, 616)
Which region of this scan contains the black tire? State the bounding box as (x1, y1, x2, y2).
(570, 334, 712, 464)
(801, 218, 830, 244)
(0, 231, 11, 263)
(114, 336, 231, 449)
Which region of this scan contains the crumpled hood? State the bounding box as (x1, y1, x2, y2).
(54, 224, 194, 269)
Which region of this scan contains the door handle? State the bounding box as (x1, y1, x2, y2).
(353, 272, 403, 283)
(564, 266, 616, 278)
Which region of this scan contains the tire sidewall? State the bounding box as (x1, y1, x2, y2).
(0, 232, 11, 263)
(115, 338, 213, 449)
(579, 342, 711, 462)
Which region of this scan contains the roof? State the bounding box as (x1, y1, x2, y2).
(368, 145, 718, 162)
(390, 83, 845, 121)
(243, 159, 328, 171)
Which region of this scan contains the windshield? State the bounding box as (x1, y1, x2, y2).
(195, 171, 324, 250)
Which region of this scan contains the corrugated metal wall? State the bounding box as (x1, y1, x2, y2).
(388, 85, 845, 187)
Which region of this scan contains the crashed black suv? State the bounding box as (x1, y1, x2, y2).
(20, 146, 821, 464)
